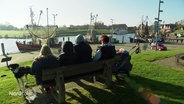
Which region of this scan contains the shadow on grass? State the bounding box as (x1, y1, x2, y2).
(66, 79, 148, 104)
(130, 75, 184, 104)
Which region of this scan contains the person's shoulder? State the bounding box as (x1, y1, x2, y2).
(34, 56, 44, 61)
(43, 54, 57, 60)
(59, 53, 65, 57)
(100, 45, 115, 54)
(74, 44, 80, 48)
(58, 53, 65, 59)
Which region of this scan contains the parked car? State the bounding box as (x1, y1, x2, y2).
(157, 43, 167, 51)
(150, 42, 167, 51)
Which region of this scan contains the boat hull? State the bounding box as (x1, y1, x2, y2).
(16, 41, 62, 52)
(16, 41, 41, 52)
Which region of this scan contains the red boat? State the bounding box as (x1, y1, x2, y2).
(16, 8, 62, 52)
(16, 41, 62, 52)
(16, 41, 41, 52)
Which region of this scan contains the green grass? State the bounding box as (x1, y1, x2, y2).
(173, 30, 184, 35)
(0, 30, 29, 38)
(130, 50, 184, 104)
(0, 61, 35, 104)
(0, 50, 184, 104)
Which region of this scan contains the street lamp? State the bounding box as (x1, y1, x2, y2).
(94, 14, 98, 29)
(155, 0, 164, 50)
(110, 19, 114, 34)
(53, 14, 57, 26)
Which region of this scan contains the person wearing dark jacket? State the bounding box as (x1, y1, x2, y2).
(93, 35, 116, 61)
(74, 34, 92, 63)
(58, 41, 78, 66)
(31, 44, 60, 85)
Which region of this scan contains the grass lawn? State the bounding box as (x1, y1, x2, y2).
(0, 30, 28, 38)
(130, 50, 184, 104)
(0, 50, 184, 104)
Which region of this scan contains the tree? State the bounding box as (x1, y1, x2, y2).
(0, 24, 18, 30)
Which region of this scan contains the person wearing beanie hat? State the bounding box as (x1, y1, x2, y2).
(74, 34, 92, 63)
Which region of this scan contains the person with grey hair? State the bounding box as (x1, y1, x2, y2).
(74, 34, 92, 63)
(75, 34, 85, 44)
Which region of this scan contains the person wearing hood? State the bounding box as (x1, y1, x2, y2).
(74, 34, 92, 64)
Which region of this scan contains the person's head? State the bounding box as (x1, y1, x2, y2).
(75, 34, 84, 44)
(35, 44, 52, 60)
(40, 44, 52, 56)
(62, 41, 74, 53)
(100, 35, 109, 44)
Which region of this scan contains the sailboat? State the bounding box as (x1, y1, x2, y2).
(131, 16, 153, 43)
(85, 12, 98, 43)
(136, 16, 150, 38)
(16, 8, 61, 52)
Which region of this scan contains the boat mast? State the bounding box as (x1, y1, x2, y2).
(144, 16, 149, 38)
(89, 12, 98, 43)
(89, 12, 94, 42)
(110, 19, 114, 36)
(29, 7, 37, 45)
(37, 10, 43, 26)
(141, 15, 144, 37)
(30, 7, 35, 25)
(46, 8, 50, 46)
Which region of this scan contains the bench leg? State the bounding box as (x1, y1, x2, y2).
(92, 76, 96, 83)
(175, 57, 179, 63)
(103, 62, 112, 87)
(55, 72, 65, 104)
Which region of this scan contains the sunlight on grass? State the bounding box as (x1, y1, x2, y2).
(0, 50, 184, 103)
(130, 50, 184, 104)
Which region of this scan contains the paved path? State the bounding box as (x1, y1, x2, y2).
(0, 51, 39, 67)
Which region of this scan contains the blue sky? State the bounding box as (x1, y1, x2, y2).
(0, 0, 184, 28)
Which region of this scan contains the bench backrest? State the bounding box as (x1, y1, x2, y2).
(42, 58, 119, 81)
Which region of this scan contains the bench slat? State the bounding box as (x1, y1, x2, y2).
(42, 58, 117, 81)
(42, 61, 102, 81)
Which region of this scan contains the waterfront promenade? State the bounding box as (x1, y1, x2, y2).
(1, 43, 184, 68)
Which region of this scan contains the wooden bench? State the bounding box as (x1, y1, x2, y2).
(175, 53, 184, 63)
(42, 56, 121, 103)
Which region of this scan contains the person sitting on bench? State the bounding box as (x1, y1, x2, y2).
(31, 44, 60, 91)
(58, 41, 78, 66)
(93, 35, 116, 61)
(74, 34, 93, 64)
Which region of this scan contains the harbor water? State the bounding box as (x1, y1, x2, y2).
(0, 33, 135, 55)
